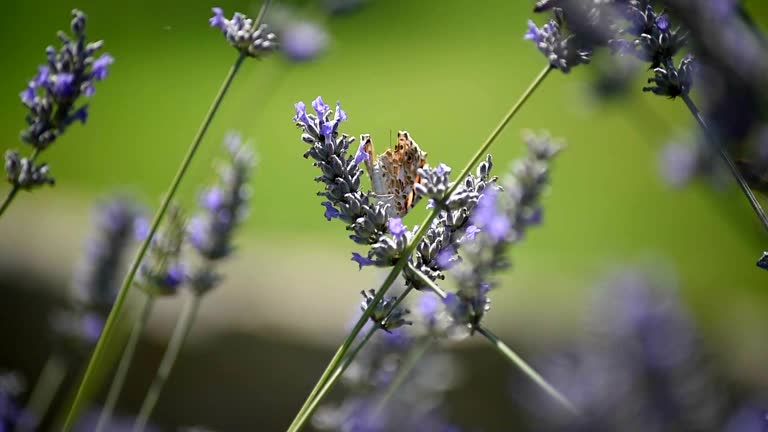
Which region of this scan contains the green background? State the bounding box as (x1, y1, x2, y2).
(1, 0, 767, 430)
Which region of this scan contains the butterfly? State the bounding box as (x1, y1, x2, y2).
(360, 131, 427, 217)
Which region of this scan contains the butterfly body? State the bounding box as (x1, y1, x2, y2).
(361, 131, 427, 217)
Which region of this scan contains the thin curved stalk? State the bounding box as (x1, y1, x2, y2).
(680, 93, 768, 233)
(62, 52, 246, 431)
(288, 325, 379, 432)
(95, 294, 155, 432)
(406, 262, 579, 416)
(286, 64, 553, 430)
(373, 336, 435, 415)
(19, 353, 68, 431)
(132, 294, 201, 432)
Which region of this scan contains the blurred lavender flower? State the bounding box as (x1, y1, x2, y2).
(659, 141, 699, 187)
(187, 133, 255, 296)
(0, 373, 29, 431)
(137, 205, 186, 297)
(315, 304, 460, 432)
(643, 55, 695, 98)
(280, 20, 329, 62)
(360, 289, 412, 332)
(209, 7, 277, 57)
(52, 198, 144, 349)
(520, 270, 732, 431)
(445, 132, 561, 329)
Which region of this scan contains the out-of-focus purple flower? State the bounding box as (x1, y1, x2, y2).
(464, 225, 480, 240)
(209, 7, 226, 30)
(655, 14, 670, 32)
(659, 141, 698, 187)
(281, 21, 329, 62)
(312, 96, 330, 117)
(92, 53, 114, 80)
(187, 133, 255, 296)
(524, 19, 542, 43)
(138, 206, 187, 297)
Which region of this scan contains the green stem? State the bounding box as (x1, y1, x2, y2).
(680, 93, 768, 233)
(19, 353, 68, 431)
(62, 52, 246, 431)
(405, 262, 578, 415)
(132, 294, 201, 432)
(373, 336, 435, 415)
(0, 148, 41, 219)
(95, 294, 155, 432)
(286, 64, 553, 429)
(288, 325, 379, 432)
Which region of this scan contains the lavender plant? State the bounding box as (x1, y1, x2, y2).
(95, 206, 186, 432)
(287, 85, 575, 430)
(1, 9, 113, 218)
(61, 3, 277, 429)
(22, 198, 143, 431)
(131, 135, 255, 432)
(528, 1, 768, 267)
(518, 269, 765, 431)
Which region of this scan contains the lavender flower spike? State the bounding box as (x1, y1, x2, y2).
(187, 133, 255, 296)
(54, 198, 144, 350)
(19, 9, 113, 150)
(137, 205, 187, 297)
(446, 132, 562, 328)
(209, 7, 278, 57)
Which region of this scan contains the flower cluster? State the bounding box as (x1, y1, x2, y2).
(519, 270, 751, 430)
(54, 198, 144, 350)
(187, 134, 255, 296)
(360, 289, 412, 332)
(4, 150, 55, 190)
(445, 132, 561, 328)
(524, 16, 592, 73)
(19, 9, 113, 150)
(0, 373, 30, 431)
(403, 156, 497, 289)
(209, 8, 278, 57)
(137, 206, 186, 297)
(529, 1, 696, 97)
(314, 302, 460, 432)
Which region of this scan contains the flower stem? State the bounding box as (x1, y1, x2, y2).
(286, 64, 553, 430)
(288, 325, 379, 432)
(0, 148, 40, 219)
(95, 293, 155, 432)
(405, 262, 578, 415)
(61, 52, 246, 431)
(19, 353, 68, 431)
(373, 336, 435, 415)
(132, 294, 201, 432)
(680, 93, 768, 233)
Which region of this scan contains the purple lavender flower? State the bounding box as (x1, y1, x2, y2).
(137, 205, 186, 297)
(445, 133, 561, 328)
(209, 7, 277, 57)
(352, 252, 375, 270)
(281, 21, 329, 62)
(187, 133, 255, 296)
(18, 9, 112, 150)
(388, 218, 406, 237)
(52, 198, 143, 354)
(520, 269, 728, 430)
(524, 18, 591, 73)
(659, 141, 699, 187)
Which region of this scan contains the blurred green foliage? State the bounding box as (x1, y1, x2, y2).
(1, 0, 767, 347)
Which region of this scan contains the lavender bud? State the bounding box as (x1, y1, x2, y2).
(360, 289, 412, 331)
(209, 7, 278, 58)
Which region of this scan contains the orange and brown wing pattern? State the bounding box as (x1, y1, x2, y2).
(361, 130, 427, 217)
